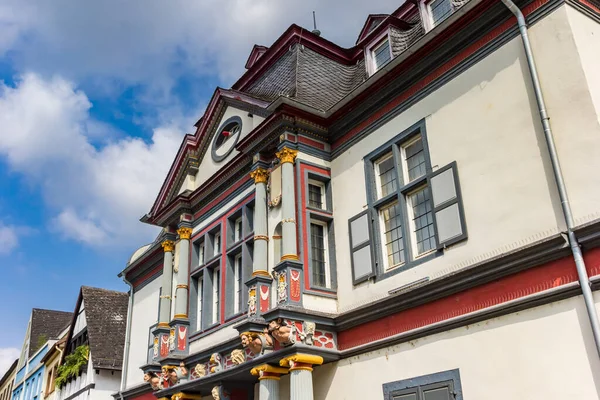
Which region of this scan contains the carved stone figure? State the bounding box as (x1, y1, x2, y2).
(144, 372, 162, 391)
(209, 353, 223, 373)
(299, 321, 316, 345)
(276, 273, 287, 303)
(193, 363, 206, 379)
(267, 318, 295, 346)
(248, 287, 257, 316)
(230, 349, 245, 365)
(211, 386, 230, 400)
(176, 362, 188, 383)
(239, 331, 273, 356)
(169, 328, 176, 351)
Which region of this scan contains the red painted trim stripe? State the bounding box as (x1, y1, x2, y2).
(193, 176, 252, 220)
(337, 247, 600, 350)
(580, 0, 600, 13)
(297, 135, 326, 150)
(132, 264, 163, 289)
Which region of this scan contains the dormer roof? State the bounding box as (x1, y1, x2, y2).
(245, 45, 269, 69)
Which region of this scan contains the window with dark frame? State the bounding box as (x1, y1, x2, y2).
(212, 267, 220, 325)
(308, 182, 324, 209)
(349, 121, 467, 285)
(233, 253, 242, 314)
(382, 369, 463, 400)
(430, 0, 455, 26)
(372, 38, 392, 72)
(310, 222, 328, 288)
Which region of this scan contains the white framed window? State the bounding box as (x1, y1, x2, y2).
(308, 180, 326, 209)
(233, 254, 243, 314)
(407, 185, 436, 256)
(370, 37, 392, 73)
(234, 217, 243, 242)
(379, 201, 405, 270)
(212, 268, 220, 324)
(196, 275, 203, 331)
(429, 0, 455, 26)
(213, 232, 221, 256)
(310, 220, 331, 288)
(401, 136, 427, 183)
(375, 152, 398, 199)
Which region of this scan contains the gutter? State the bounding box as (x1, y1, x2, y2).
(499, 0, 600, 358)
(117, 275, 135, 400)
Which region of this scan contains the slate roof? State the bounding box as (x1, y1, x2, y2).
(247, 44, 367, 112)
(29, 308, 73, 357)
(79, 286, 129, 370)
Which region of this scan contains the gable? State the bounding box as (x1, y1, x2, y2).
(172, 104, 264, 198)
(73, 299, 87, 337)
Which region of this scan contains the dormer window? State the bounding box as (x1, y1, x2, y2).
(371, 38, 392, 73)
(429, 0, 455, 26)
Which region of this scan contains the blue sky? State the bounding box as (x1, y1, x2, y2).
(0, 0, 401, 375)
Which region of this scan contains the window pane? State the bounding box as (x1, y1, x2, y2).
(404, 138, 427, 182)
(235, 219, 243, 242)
(212, 269, 219, 324)
(311, 223, 328, 287)
(423, 387, 451, 400)
(197, 276, 203, 330)
(377, 154, 397, 198)
(374, 40, 391, 70)
(234, 256, 242, 313)
(431, 0, 454, 25)
(380, 202, 405, 268)
(409, 186, 435, 254)
(308, 184, 323, 208)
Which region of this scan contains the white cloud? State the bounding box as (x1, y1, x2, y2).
(0, 347, 20, 376)
(0, 0, 401, 89)
(0, 224, 19, 255)
(0, 74, 182, 248)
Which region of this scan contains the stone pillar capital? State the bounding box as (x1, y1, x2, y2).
(251, 364, 289, 380)
(250, 168, 269, 184)
(275, 147, 298, 164)
(176, 227, 193, 240)
(162, 240, 175, 253)
(280, 354, 323, 372)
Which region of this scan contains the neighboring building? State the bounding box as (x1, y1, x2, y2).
(40, 334, 68, 400)
(54, 287, 128, 400)
(13, 310, 72, 400)
(0, 359, 18, 400)
(115, 0, 600, 399)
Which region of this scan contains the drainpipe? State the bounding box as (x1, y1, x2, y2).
(118, 274, 135, 400)
(499, 0, 600, 357)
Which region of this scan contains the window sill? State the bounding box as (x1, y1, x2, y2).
(306, 206, 333, 215)
(305, 288, 337, 299)
(377, 250, 441, 281)
(189, 314, 245, 342)
(226, 240, 244, 254)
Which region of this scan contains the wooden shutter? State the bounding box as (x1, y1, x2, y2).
(428, 161, 467, 249)
(349, 210, 376, 284)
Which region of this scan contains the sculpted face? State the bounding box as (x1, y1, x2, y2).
(240, 334, 250, 347)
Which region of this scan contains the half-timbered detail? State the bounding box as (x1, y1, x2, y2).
(114, 0, 600, 398)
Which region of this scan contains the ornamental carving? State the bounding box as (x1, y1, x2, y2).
(177, 227, 193, 240)
(159, 363, 187, 388)
(249, 168, 268, 184)
(267, 318, 295, 346)
(275, 147, 298, 164)
(169, 328, 176, 351)
(299, 321, 316, 345)
(192, 363, 206, 379)
(230, 349, 245, 365)
(209, 353, 223, 373)
(162, 240, 175, 253)
(274, 272, 287, 303)
(240, 331, 273, 356)
(211, 386, 230, 400)
(144, 372, 162, 391)
(248, 287, 257, 316)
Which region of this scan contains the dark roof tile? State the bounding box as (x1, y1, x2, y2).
(30, 309, 73, 357)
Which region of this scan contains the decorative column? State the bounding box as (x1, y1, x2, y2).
(246, 163, 273, 319)
(174, 225, 192, 319)
(275, 147, 299, 261)
(159, 239, 175, 328)
(250, 365, 288, 400)
(279, 354, 323, 400)
(273, 146, 304, 308)
(170, 221, 193, 356)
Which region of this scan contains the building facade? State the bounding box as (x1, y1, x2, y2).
(13, 310, 73, 400)
(115, 0, 600, 398)
(54, 287, 128, 400)
(0, 360, 18, 400)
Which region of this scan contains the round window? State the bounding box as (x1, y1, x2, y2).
(211, 116, 242, 162)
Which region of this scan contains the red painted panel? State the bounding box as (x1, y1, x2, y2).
(129, 392, 155, 400)
(297, 135, 326, 150)
(338, 248, 600, 350)
(581, 0, 600, 12)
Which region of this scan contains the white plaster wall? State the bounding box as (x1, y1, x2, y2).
(556, 6, 600, 225)
(124, 278, 161, 389)
(89, 370, 120, 400)
(273, 295, 600, 399)
(188, 325, 239, 355)
(330, 7, 600, 311)
(193, 106, 255, 190)
(73, 300, 86, 336)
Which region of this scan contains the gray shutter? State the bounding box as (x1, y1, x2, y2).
(349, 210, 376, 284)
(428, 161, 467, 249)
